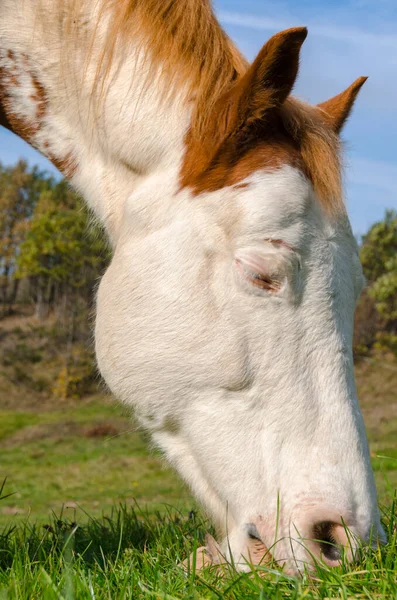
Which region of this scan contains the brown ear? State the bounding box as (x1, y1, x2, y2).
(180, 28, 307, 189)
(317, 77, 367, 133)
(227, 27, 307, 133)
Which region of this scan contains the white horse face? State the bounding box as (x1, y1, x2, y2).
(95, 164, 385, 572)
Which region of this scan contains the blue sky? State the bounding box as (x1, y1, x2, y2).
(1, 0, 396, 235)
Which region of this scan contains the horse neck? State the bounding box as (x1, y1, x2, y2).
(0, 0, 192, 241)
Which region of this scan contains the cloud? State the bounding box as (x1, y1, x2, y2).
(218, 10, 397, 50)
(349, 157, 397, 199)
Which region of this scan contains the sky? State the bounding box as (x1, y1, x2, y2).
(0, 0, 396, 236)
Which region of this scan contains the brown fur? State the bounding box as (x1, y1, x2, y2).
(0, 50, 46, 144)
(0, 68, 40, 144)
(180, 123, 304, 193)
(48, 151, 77, 179)
(0, 96, 11, 131)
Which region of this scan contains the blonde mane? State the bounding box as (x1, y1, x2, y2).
(64, 0, 247, 138)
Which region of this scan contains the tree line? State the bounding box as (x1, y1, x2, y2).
(0, 160, 110, 327)
(356, 209, 397, 356)
(0, 159, 396, 357)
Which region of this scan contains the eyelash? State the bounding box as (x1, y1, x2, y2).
(236, 259, 282, 292)
(249, 271, 281, 291)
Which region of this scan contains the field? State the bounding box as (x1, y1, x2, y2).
(0, 319, 397, 598)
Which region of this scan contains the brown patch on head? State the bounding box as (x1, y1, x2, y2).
(181, 116, 305, 195)
(180, 28, 307, 194)
(181, 100, 343, 214)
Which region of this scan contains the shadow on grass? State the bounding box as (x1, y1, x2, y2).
(0, 499, 212, 572)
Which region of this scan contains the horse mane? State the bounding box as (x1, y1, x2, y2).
(67, 0, 248, 138)
(65, 0, 343, 213)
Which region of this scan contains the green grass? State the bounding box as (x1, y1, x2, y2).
(0, 396, 193, 528)
(0, 501, 396, 599)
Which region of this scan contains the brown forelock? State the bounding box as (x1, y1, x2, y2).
(180, 97, 344, 216)
(180, 111, 304, 193)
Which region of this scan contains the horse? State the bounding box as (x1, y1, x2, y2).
(0, 0, 386, 574)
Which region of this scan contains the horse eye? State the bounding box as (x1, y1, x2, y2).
(236, 260, 281, 292)
(250, 271, 280, 291)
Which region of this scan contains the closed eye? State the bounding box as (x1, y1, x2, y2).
(236, 259, 282, 292)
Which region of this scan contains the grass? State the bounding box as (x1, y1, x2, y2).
(0, 396, 193, 527)
(0, 500, 396, 599)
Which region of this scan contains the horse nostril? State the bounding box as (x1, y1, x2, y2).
(246, 523, 262, 541)
(312, 521, 342, 562)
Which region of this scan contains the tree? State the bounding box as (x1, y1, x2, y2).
(16, 180, 110, 322)
(370, 256, 397, 327)
(359, 210, 397, 350)
(0, 160, 51, 313)
(360, 210, 397, 284)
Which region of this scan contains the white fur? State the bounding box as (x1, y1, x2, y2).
(0, 0, 385, 573)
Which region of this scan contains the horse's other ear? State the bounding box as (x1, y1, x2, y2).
(227, 27, 307, 133)
(317, 77, 367, 133)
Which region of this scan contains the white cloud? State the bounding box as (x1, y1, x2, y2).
(219, 10, 397, 50)
(348, 157, 397, 198)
